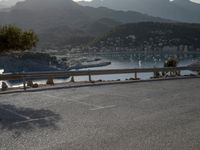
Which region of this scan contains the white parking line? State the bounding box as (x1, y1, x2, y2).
(0, 107, 30, 120)
(43, 94, 103, 108)
(43, 94, 116, 110)
(13, 116, 55, 125)
(90, 105, 116, 111)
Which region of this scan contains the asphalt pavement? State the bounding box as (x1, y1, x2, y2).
(0, 78, 200, 150)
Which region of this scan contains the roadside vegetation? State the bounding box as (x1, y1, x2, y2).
(163, 58, 180, 77)
(164, 58, 178, 67)
(0, 25, 38, 54)
(153, 57, 179, 78)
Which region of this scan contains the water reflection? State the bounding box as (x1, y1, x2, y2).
(93, 51, 200, 67)
(75, 51, 200, 81)
(5, 51, 200, 86)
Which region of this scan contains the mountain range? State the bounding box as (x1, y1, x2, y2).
(92, 22, 200, 51)
(79, 0, 200, 23)
(0, 0, 169, 47)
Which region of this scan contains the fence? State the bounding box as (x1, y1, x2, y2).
(0, 66, 199, 91)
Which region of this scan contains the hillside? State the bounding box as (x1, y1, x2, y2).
(91, 22, 200, 51)
(79, 0, 200, 23)
(0, 0, 168, 48)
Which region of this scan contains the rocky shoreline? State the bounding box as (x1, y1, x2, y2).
(0, 52, 111, 87)
(0, 52, 111, 73)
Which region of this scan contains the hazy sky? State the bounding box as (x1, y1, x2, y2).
(74, 0, 200, 3)
(191, 0, 200, 3)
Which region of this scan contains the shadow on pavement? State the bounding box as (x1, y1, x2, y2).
(0, 103, 61, 132)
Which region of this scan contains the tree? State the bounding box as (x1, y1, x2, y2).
(0, 25, 38, 54)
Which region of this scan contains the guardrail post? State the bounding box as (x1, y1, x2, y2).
(177, 70, 181, 76)
(134, 72, 137, 79)
(89, 73, 92, 82)
(70, 76, 75, 82)
(170, 69, 173, 76)
(23, 77, 26, 91)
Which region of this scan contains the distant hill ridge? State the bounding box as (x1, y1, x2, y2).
(0, 0, 169, 47)
(79, 0, 200, 23)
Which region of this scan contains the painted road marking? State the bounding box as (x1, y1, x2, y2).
(13, 116, 56, 125)
(90, 105, 116, 111)
(0, 107, 30, 120)
(43, 94, 116, 111)
(43, 94, 102, 108)
(0, 93, 117, 125)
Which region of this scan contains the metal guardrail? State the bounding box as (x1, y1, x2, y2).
(0, 66, 199, 91)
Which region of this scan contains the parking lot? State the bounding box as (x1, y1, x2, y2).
(0, 78, 200, 150)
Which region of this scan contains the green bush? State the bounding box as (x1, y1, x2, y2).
(153, 71, 161, 78)
(164, 58, 178, 67)
(0, 25, 38, 54)
(163, 58, 180, 76)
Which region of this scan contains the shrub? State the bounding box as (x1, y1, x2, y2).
(46, 77, 54, 86)
(164, 58, 178, 67)
(163, 58, 179, 76)
(0, 25, 38, 54)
